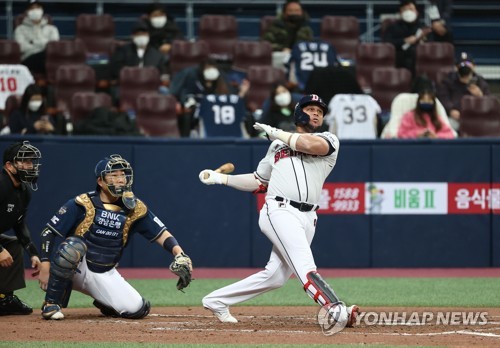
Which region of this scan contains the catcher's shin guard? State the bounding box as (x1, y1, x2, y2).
(303, 271, 341, 306)
(45, 236, 87, 306)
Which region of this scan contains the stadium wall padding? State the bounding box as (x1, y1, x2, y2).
(1, 136, 498, 268)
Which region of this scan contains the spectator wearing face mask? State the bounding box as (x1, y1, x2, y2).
(14, 0, 60, 75)
(383, 0, 432, 76)
(109, 22, 167, 81)
(262, 0, 314, 53)
(8, 84, 62, 135)
(141, 3, 184, 55)
(261, 84, 301, 132)
(436, 52, 490, 131)
(397, 89, 455, 139)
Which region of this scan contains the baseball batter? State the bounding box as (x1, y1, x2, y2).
(199, 94, 359, 325)
(38, 154, 192, 320)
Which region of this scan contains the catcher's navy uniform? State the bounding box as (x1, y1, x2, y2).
(40, 154, 192, 320)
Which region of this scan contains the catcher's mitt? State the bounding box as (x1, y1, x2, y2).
(169, 252, 193, 291)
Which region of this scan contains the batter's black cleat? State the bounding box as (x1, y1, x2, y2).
(93, 300, 120, 317)
(0, 295, 33, 316)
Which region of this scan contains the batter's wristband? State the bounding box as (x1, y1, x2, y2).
(163, 236, 179, 254)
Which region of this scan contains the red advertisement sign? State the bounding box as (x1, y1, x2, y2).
(448, 183, 500, 214)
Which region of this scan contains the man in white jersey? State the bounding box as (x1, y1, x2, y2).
(198, 94, 359, 325)
(325, 94, 381, 139)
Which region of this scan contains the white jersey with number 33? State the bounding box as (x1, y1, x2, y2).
(326, 94, 381, 139)
(254, 132, 340, 204)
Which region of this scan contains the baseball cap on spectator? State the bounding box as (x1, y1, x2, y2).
(457, 52, 474, 66)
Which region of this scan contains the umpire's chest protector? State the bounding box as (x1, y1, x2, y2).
(74, 192, 147, 273)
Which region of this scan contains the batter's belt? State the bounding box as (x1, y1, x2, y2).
(274, 196, 319, 212)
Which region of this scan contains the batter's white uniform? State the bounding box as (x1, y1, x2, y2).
(203, 131, 340, 311)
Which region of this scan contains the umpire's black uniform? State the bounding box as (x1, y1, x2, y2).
(0, 168, 38, 315)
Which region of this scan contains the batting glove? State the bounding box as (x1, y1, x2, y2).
(253, 122, 282, 141)
(199, 169, 227, 185)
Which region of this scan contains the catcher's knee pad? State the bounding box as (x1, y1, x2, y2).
(50, 236, 87, 280)
(304, 271, 340, 306)
(121, 298, 150, 319)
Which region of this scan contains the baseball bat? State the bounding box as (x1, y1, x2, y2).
(203, 162, 235, 179)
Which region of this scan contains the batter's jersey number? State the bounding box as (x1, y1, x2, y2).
(342, 106, 368, 124)
(0, 77, 17, 92)
(212, 105, 236, 125)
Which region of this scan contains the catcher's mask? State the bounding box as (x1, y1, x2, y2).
(3, 140, 42, 191)
(294, 94, 328, 129)
(95, 154, 134, 200)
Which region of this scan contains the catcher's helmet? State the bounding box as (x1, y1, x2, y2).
(294, 94, 328, 126)
(3, 140, 42, 191)
(95, 154, 133, 197)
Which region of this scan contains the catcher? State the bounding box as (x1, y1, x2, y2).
(38, 154, 192, 320)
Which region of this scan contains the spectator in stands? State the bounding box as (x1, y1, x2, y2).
(141, 3, 184, 55)
(109, 21, 167, 81)
(397, 89, 455, 139)
(261, 83, 301, 132)
(383, 0, 434, 76)
(14, 0, 59, 75)
(8, 84, 64, 135)
(169, 58, 249, 137)
(262, 0, 313, 52)
(427, 0, 454, 43)
(436, 52, 490, 131)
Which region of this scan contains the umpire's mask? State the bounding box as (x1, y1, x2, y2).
(3, 140, 42, 191)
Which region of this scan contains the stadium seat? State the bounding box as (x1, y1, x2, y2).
(198, 15, 238, 60)
(76, 14, 115, 56)
(0, 40, 21, 64)
(459, 95, 500, 137)
(70, 92, 112, 124)
(136, 93, 179, 137)
(54, 64, 96, 116)
(232, 40, 273, 72)
(169, 40, 209, 77)
(2, 94, 22, 127)
(370, 67, 412, 111)
(320, 16, 360, 60)
(245, 65, 286, 111)
(119, 66, 160, 111)
(355, 42, 396, 92)
(45, 39, 87, 84)
(415, 42, 455, 83)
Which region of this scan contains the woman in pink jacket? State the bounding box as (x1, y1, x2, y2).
(397, 90, 456, 139)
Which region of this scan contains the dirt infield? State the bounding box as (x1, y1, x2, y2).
(2, 306, 499, 346)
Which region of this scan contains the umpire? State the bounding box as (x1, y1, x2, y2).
(0, 141, 42, 315)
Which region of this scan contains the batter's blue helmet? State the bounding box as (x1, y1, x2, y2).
(95, 154, 133, 197)
(294, 94, 328, 126)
